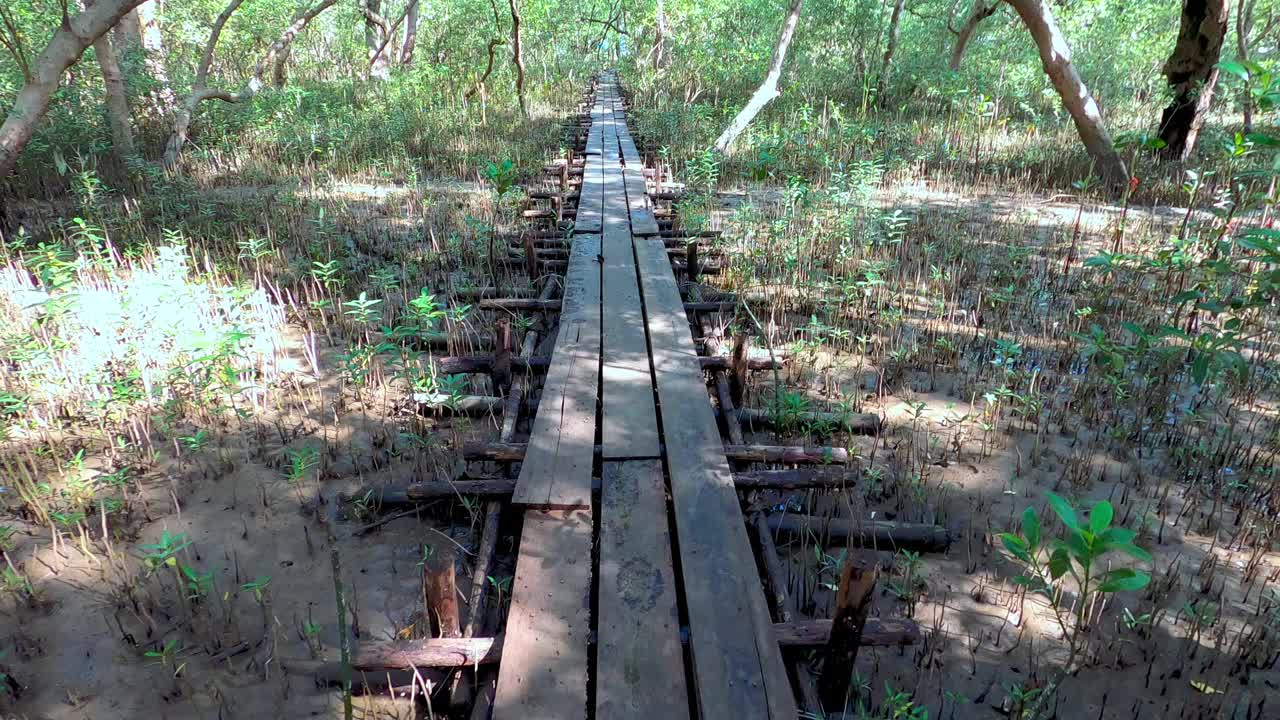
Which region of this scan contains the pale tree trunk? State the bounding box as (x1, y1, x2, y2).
(509, 0, 528, 117)
(654, 0, 670, 70)
(162, 0, 336, 170)
(713, 0, 804, 153)
(1159, 0, 1229, 161)
(115, 1, 173, 120)
(116, 8, 141, 43)
(87, 0, 136, 159)
(273, 43, 291, 87)
(0, 0, 149, 181)
(1233, 0, 1278, 133)
(1005, 0, 1129, 186)
(400, 0, 419, 65)
(879, 0, 906, 98)
(363, 0, 391, 80)
(949, 0, 1000, 71)
(1238, 0, 1256, 132)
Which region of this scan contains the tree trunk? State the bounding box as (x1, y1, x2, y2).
(949, 0, 1000, 71)
(363, 0, 391, 80)
(400, 0, 419, 65)
(273, 42, 291, 88)
(0, 0, 149, 181)
(1005, 0, 1129, 186)
(879, 0, 906, 99)
(114, 2, 173, 121)
(1159, 0, 1229, 161)
(509, 0, 527, 117)
(1238, 0, 1255, 132)
(713, 0, 804, 153)
(88, 0, 136, 160)
(654, 0, 670, 70)
(162, 0, 336, 170)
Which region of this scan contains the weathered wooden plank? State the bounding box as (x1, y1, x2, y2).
(492, 508, 593, 720)
(633, 236, 797, 720)
(600, 158, 660, 458)
(597, 461, 690, 719)
(624, 167, 660, 236)
(576, 152, 604, 233)
(511, 235, 601, 509)
(618, 129, 643, 167)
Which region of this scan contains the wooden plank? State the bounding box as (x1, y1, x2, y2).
(493, 508, 593, 720)
(597, 461, 690, 719)
(633, 236, 797, 720)
(618, 130, 643, 167)
(600, 159, 660, 458)
(511, 235, 601, 508)
(624, 167, 659, 236)
(576, 152, 603, 233)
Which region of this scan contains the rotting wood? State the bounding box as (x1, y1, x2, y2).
(424, 543, 460, 638)
(818, 554, 878, 709)
(766, 513, 951, 553)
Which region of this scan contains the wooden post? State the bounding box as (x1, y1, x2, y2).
(560, 154, 570, 207)
(818, 554, 878, 709)
(729, 334, 750, 407)
(493, 318, 514, 396)
(424, 543, 460, 638)
(686, 240, 700, 282)
(522, 231, 538, 282)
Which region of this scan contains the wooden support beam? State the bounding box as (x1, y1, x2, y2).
(766, 514, 952, 553)
(414, 394, 504, 415)
(350, 467, 864, 506)
(427, 353, 778, 374)
(301, 617, 917, 678)
(462, 441, 851, 465)
(736, 407, 881, 435)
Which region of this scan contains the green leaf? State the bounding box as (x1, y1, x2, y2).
(1048, 547, 1071, 579)
(1090, 501, 1113, 534)
(1021, 507, 1040, 549)
(1065, 530, 1091, 565)
(1097, 569, 1151, 593)
(1115, 542, 1153, 563)
(1099, 527, 1136, 546)
(1046, 492, 1078, 530)
(1217, 60, 1250, 82)
(999, 533, 1032, 564)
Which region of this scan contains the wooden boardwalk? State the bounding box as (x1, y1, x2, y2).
(493, 74, 796, 720)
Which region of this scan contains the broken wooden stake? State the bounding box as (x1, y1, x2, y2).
(818, 554, 878, 709)
(424, 543, 460, 639)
